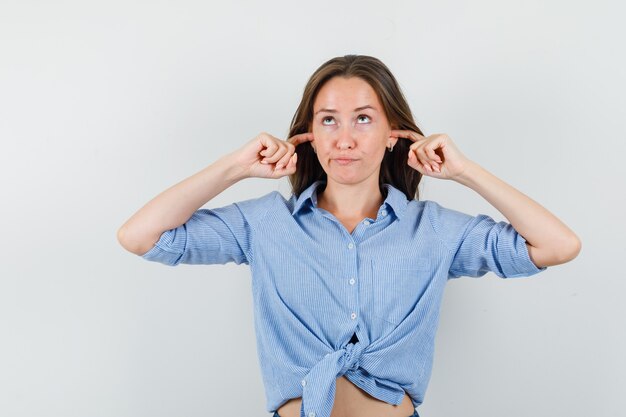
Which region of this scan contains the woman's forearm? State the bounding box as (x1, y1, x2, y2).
(453, 161, 581, 267)
(117, 152, 247, 255)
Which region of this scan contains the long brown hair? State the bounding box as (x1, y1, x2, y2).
(287, 54, 426, 201)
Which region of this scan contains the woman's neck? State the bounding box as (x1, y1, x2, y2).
(316, 178, 384, 220)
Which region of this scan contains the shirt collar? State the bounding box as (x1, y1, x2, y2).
(291, 179, 408, 220)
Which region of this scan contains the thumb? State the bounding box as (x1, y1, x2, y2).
(284, 152, 298, 175)
(407, 150, 426, 174)
(272, 152, 297, 179)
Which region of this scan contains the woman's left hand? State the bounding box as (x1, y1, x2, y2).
(390, 130, 471, 180)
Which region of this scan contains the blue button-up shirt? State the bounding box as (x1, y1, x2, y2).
(141, 179, 547, 417)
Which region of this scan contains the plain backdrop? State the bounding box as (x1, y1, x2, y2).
(1, 1, 624, 416)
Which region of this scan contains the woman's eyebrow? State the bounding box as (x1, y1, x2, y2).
(315, 105, 377, 115)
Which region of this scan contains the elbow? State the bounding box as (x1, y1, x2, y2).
(563, 233, 582, 262)
(529, 233, 582, 267)
(117, 226, 153, 256)
(553, 233, 582, 264)
(117, 226, 136, 254)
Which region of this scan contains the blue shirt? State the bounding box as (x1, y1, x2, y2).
(140, 179, 547, 417)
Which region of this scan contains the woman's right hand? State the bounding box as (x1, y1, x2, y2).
(231, 132, 314, 179)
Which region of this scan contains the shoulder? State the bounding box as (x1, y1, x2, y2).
(420, 199, 473, 225)
(405, 198, 471, 224)
(416, 199, 477, 250)
(233, 189, 294, 223)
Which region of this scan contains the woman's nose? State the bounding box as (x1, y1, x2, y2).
(336, 125, 357, 149)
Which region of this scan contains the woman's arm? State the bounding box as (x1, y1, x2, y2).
(117, 131, 310, 257)
(391, 130, 582, 269)
(453, 160, 581, 268)
(117, 152, 247, 256)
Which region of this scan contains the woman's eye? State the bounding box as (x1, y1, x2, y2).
(321, 115, 370, 125)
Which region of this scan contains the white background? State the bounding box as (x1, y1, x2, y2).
(1, 1, 624, 416)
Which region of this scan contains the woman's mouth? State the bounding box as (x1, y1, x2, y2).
(333, 158, 357, 165)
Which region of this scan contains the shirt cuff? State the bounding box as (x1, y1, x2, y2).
(140, 227, 186, 266)
(501, 230, 548, 278)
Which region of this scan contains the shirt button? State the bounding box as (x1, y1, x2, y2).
(309, 413, 316, 417)
(350, 312, 357, 320)
(301, 379, 307, 387)
(349, 278, 355, 285)
(347, 242, 354, 249)
(363, 220, 370, 225)
(381, 209, 387, 216)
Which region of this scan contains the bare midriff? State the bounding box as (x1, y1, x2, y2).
(276, 375, 414, 417)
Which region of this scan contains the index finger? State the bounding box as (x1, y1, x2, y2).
(287, 132, 315, 146)
(390, 129, 426, 142)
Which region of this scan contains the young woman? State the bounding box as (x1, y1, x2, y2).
(118, 55, 581, 417)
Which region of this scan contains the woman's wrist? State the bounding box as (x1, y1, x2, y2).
(451, 160, 483, 187)
(216, 151, 249, 184)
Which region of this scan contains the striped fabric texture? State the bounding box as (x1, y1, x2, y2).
(141, 179, 547, 417)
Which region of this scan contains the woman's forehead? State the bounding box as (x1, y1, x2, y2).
(314, 77, 381, 112)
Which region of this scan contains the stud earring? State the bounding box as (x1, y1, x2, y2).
(387, 143, 394, 152)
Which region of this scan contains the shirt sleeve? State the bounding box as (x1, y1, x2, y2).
(140, 202, 253, 266)
(425, 201, 547, 279)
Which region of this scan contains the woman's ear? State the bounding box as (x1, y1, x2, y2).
(387, 137, 398, 149)
(389, 122, 401, 145)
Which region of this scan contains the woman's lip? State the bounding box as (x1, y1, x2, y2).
(333, 158, 357, 165)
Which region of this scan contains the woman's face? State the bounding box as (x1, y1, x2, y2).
(310, 76, 394, 186)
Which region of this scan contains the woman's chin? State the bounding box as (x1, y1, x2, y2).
(323, 163, 380, 185)
(327, 172, 365, 185)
